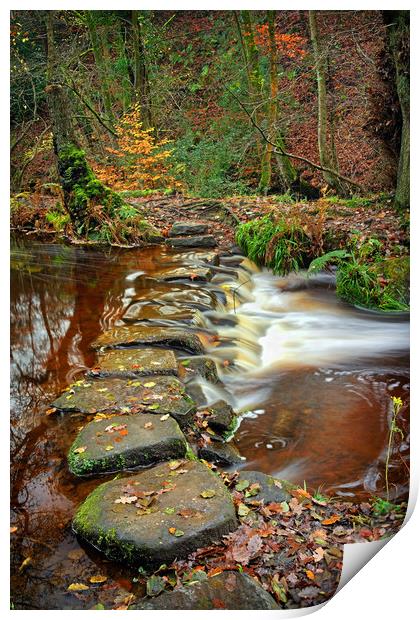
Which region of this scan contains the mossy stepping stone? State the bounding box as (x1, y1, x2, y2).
(90, 326, 204, 354)
(155, 267, 212, 282)
(199, 441, 245, 467)
(68, 414, 188, 476)
(168, 222, 209, 236)
(72, 460, 237, 569)
(88, 348, 179, 379)
(52, 376, 195, 423)
(130, 571, 278, 609)
(123, 303, 202, 325)
(179, 357, 220, 384)
(203, 400, 237, 435)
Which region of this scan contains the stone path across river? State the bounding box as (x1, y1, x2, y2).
(54, 224, 290, 609)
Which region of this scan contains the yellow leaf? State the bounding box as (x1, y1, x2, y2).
(105, 445, 114, 451)
(89, 575, 108, 584)
(73, 446, 87, 454)
(19, 557, 31, 571)
(144, 382, 156, 388)
(67, 583, 89, 591)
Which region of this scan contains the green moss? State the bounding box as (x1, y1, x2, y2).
(185, 443, 198, 461)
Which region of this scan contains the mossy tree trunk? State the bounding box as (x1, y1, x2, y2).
(85, 11, 115, 123)
(309, 10, 347, 195)
(132, 10, 152, 128)
(45, 11, 123, 235)
(384, 11, 409, 211)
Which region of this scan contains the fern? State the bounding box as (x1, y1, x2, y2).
(307, 249, 350, 274)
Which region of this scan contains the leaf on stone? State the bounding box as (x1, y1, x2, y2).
(313, 547, 324, 562)
(105, 445, 114, 451)
(178, 508, 202, 518)
(10, 526, 18, 534)
(119, 429, 128, 436)
(168, 527, 184, 537)
(89, 575, 108, 584)
(237, 502, 250, 517)
(235, 480, 249, 492)
(163, 507, 175, 515)
(146, 574, 166, 597)
(305, 569, 315, 580)
(97, 388, 108, 393)
(73, 446, 87, 454)
(168, 460, 182, 470)
(45, 407, 57, 416)
(115, 495, 138, 504)
(18, 557, 31, 572)
(244, 483, 261, 497)
(67, 583, 89, 591)
(144, 381, 156, 388)
(144, 422, 154, 429)
(160, 414, 170, 421)
(147, 404, 160, 410)
(200, 489, 216, 498)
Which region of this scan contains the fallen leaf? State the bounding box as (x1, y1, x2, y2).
(235, 480, 249, 492)
(105, 445, 114, 451)
(115, 495, 138, 504)
(45, 407, 57, 416)
(89, 575, 108, 584)
(160, 414, 170, 421)
(146, 575, 166, 597)
(67, 583, 89, 591)
(144, 382, 156, 388)
(73, 446, 87, 454)
(200, 489, 216, 498)
(144, 422, 154, 429)
(10, 526, 18, 534)
(322, 514, 341, 525)
(168, 527, 184, 537)
(19, 557, 31, 572)
(305, 569, 315, 580)
(238, 502, 250, 517)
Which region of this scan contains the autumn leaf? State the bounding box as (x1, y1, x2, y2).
(168, 527, 184, 537)
(45, 407, 56, 416)
(10, 526, 18, 534)
(235, 480, 249, 492)
(115, 495, 138, 504)
(160, 414, 170, 421)
(305, 569, 315, 580)
(105, 445, 114, 451)
(144, 422, 154, 429)
(67, 583, 89, 591)
(322, 514, 341, 525)
(237, 502, 250, 517)
(19, 557, 31, 572)
(144, 381, 156, 388)
(147, 404, 160, 411)
(73, 446, 87, 454)
(89, 575, 108, 584)
(313, 547, 325, 562)
(200, 489, 216, 498)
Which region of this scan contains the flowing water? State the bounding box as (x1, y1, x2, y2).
(10, 237, 409, 609)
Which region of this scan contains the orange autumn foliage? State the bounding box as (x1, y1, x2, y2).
(93, 104, 181, 191)
(254, 25, 306, 58)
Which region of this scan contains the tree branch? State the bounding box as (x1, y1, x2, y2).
(228, 88, 364, 191)
(59, 80, 118, 137)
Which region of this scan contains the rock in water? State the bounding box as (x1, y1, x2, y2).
(166, 236, 217, 248)
(154, 267, 212, 282)
(88, 348, 179, 378)
(72, 460, 237, 568)
(90, 325, 204, 355)
(68, 414, 188, 476)
(52, 376, 195, 424)
(130, 571, 278, 609)
(168, 222, 209, 236)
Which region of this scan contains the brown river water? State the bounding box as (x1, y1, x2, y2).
(10, 237, 409, 609)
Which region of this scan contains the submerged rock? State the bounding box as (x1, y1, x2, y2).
(88, 348, 179, 378)
(235, 471, 292, 504)
(130, 571, 278, 609)
(122, 302, 202, 326)
(199, 441, 245, 467)
(155, 267, 212, 282)
(167, 235, 217, 248)
(68, 414, 188, 476)
(90, 325, 204, 355)
(72, 460, 237, 568)
(52, 376, 195, 422)
(168, 222, 209, 236)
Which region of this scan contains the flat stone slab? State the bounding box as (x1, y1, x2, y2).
(236, 471, 292, 504)
(88, 348, 179, 379)
(168, 222, 209, 237)
(72, 460, 237, 569)
(123, 303, 201, 326)
(156, 288, 219, 311)
(68, 414, 188, 476)
(90, 326, 204, 355)
(52, 376, 195, 423)
(131, 571, 278, 609)
(155, 267, 212, 282)
(166, 235, 217, 248)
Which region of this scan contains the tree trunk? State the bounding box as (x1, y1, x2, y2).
(85, 11, 114, 122)
(384, 11, 409, 211)
(309, 10, 346, 195)
(132, 10, 152, 127)
(45, 11, 123, 235)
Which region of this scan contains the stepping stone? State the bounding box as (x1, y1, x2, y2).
(72, 460, 237, 569)
(168, 222, 209, 236)
(88, 349, 179, 379)
(166, 235, 217, 248)
(155, 267, 212, 282)
(91, 326, 204, 355)
(122, 303, 201, 325)
(235, 471, 292, 504)
(199, 442, 245, 467)
(180, 357, 220, 384)
(68, 414, 188, 476)
(202, 400, 237, 435)
(130, 571, 278, 610)
(156, 288, 219, 311)
(52, 376, 195, 424)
